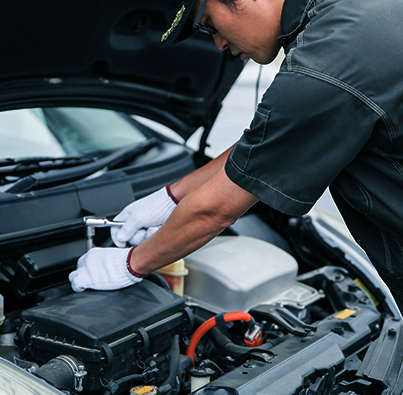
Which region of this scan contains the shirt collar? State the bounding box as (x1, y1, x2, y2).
(278, 0, 315, 49)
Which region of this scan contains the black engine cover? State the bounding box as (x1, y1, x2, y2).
(18, 280, 190, 390)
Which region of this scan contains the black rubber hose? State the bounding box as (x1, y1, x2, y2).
(104, 336, 180, 395)
(161, 335, 180, 393)
(193, 316, 248, 356)
(103, 374, 144, 395)
(147, 272, 171, 290)
(35, 357, 79, 391)
(194, 315, 285, 357)
(208, 326, 251, 356)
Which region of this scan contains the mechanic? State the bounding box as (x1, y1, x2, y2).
(69, 0, 403, 313)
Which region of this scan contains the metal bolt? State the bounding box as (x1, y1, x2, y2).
(388, 328, 396, 337)
(332, 326, 345, 336)
(288, 218, 299, 227)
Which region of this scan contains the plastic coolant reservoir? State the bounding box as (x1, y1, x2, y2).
(0, 294, 4, 325)
(156, 259, 188, 296)
(184, 236, 298, 313)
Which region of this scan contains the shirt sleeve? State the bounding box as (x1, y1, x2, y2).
(225, 69, 378, 215)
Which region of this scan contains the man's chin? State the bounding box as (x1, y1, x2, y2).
(240, 53, 250, 62)
(251, 57, 271, 65)
(254, 50, 282, 65)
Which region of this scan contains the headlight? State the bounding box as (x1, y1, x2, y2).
(0, 357, 63, 395)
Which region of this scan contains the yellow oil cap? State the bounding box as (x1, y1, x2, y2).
(130, 386, 158, 394)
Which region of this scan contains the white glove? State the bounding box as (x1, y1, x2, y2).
(111, 186, 178, 247)
(69, 247, 144, 292)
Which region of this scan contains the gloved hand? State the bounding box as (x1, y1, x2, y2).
(69, 247, 144, 292)
(111, 185, 178, 247)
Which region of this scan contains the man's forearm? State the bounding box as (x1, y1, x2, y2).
(170, 145, 234, 201)
(129, 166, 258, 275)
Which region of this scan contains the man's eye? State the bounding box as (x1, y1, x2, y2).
(203, 19, 217, 34)
(205, 19, 214, 29)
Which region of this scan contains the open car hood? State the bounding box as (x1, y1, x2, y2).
(0, 0, 244, 141)
(2, 3, 403, 394)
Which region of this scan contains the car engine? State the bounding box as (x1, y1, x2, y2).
(0, 230, 399, 395)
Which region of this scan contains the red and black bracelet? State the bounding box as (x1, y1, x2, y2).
(126, 246, 148, 278)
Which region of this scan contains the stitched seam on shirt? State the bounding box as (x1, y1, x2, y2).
(330, 183, 371, 215)
(397, 241, 403, 270)
(292, 66, 396, 141)
(372, 148, 403, 177)
(380, 230, 393, 274)
(297, 31, 304, 47)
(255, 108, 269, 143)
(354, 180, 372, 214)
(286, 48, 295, 72)
(297, 7, 316, 49)
(240, 108, 269, 172)
(307, 2, 316, 26)
(228, 156, 315, 206)
(393, 236, 403, 265)
(285, 0, 315, 70)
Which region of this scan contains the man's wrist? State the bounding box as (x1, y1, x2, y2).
(126, 246, 148, 278)
(166, 184, 179, 204)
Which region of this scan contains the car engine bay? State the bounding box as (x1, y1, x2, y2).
(1, 0, 401, 391)
(1, 212, 402, 395)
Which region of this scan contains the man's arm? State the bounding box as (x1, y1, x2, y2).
(129, 165, 259, 275)
(110, 145, 235, 247)
(171, 145, 234, 201)
(69, 145, 255, 292)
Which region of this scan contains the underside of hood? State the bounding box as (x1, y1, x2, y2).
(0, 0, 244, 140)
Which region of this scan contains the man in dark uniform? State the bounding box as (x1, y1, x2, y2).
(70, 0, 403, 312)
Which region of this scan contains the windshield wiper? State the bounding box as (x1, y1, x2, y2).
(0, 156, 96, 179)
(5, 139, 159, 193)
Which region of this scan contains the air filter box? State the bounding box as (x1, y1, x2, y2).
(18, 280, 191, 391)
(7, 239, 87, 299)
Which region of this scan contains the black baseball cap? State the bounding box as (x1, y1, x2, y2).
(160, 0, 198, 48)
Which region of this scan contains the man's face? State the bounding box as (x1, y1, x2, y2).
(192, 0, 284, 64)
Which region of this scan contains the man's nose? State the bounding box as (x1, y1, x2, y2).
(213, 33, 229, 51)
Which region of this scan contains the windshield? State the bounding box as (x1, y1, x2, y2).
(0, 107, 148, 159)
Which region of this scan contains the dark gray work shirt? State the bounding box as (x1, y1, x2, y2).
(225, 0, 403, 297)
